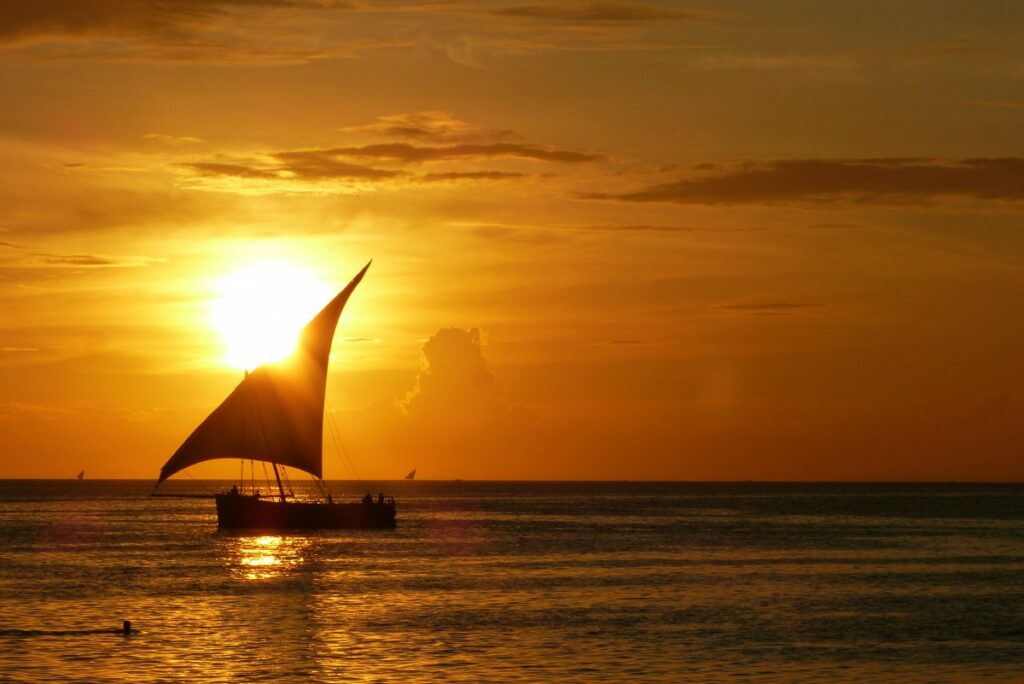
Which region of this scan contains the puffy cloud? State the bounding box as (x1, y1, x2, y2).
(400, 327, 526, 427)
(589, 157, 1024, 205)
(336, 327, 533, 479)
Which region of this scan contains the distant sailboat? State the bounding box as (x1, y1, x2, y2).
(154, 261, 395, 530)
(405, 468, 416, 480)
(75, 470, 84, 480)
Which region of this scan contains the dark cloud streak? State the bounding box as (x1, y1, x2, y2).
(33, 252, 162, 268)
(0, 1, 352, 42)
(421, 171, 526, 182)
(495, 2, 721, 22)
(591, 157, 1024, 205)
(329, 142, 605, 163)
(722, 302, 817, 314)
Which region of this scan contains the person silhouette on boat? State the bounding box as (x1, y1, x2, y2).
(377, 492, 384, 504)
(230, 485, 238, 496)
(362, 493, 373, 505)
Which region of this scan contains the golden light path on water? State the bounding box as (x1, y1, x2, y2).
(233, 535, 310, 581)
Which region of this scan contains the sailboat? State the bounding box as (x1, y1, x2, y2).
(75, 470, 84, 480)
(155, 261, 396, 530)
(405, 468, 416, 480)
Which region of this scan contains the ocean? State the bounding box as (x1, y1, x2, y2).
(0, 480, 1021, 682)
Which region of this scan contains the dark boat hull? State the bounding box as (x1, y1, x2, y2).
(215, 494, 396, 530)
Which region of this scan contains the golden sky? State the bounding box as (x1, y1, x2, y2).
(1, 1, 1023, 480)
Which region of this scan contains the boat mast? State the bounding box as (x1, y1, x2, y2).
(271, 463, 287, 501)
(243, 365, 287, 501)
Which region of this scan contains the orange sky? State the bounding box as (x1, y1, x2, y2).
(1, 1, 1023, 480)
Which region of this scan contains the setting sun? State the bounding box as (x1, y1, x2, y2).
(209, 261, 332, 371)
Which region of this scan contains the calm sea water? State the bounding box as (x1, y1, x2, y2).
(0, 480, 1022, 682)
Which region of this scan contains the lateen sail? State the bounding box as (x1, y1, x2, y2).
(158, 261, 371, 484)
(405, 469, 416, 480)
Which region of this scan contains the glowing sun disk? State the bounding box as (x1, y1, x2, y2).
(210, 261, 331, 371)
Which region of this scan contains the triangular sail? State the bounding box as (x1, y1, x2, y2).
(158, 261, 370, 484)
(405, 469, 416, 480)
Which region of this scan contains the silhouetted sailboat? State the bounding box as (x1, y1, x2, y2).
(405, 468, 416, 480)
(75, 470, 84, 480)
(155, 261, 396, 529)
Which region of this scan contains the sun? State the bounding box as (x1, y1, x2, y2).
(209, 261, 333, 371)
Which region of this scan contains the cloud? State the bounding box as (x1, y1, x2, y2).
(340, 111, 520, 145)
(968, 100, 1024, 110)
(143, 133, 206, 145)
(0, 0, 390, 64)
(0, 1, 352, 42)
(721, 302, 817, 314)
(603, 338, 660, 345)
(693, 53, 854, 72)
(270, 150, 404, 180)
(421, 171, 526, 182)
(494, 2, 721, 22)
(569, 223, 696, 233)
(176, 116, 605, 191)
(329, 142, 606, 163)
(180, 155, 400, 186)
(34, 252, 164, 268)
(399, 327, 527, 427)
(590, 157, 1024, 205)
(0, 1, 703, 63)
(335, 326, 534, 479)
(182, 162, 283, 180)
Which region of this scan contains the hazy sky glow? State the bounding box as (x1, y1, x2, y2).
(1, 1, 1023, 480)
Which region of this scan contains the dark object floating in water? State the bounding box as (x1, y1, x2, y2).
(405, 468, 416, 480)
(0, 621, 135, 638)
(154, 261, 396, 530)
(72, 470, 84, 480)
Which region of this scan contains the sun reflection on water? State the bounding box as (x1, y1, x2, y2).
(229, 535, 310, 580)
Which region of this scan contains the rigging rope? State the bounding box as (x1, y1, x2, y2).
(182, 469, 217, 496)
(325, 397, 363, 487)
(260, 461, 271, 496)
(279, 464, 295, 498)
